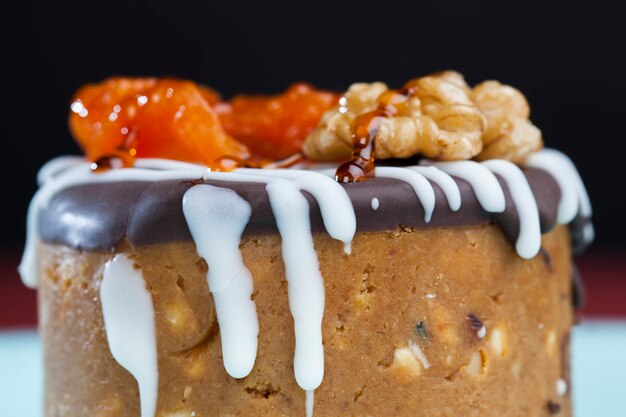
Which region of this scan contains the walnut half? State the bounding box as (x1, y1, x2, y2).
(302, 71, 542, 163)
(471, 80, 542, 163)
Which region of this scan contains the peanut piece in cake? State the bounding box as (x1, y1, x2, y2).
(163, 299, 198, 333)
(462, 349, 489, 377)
(391, 341, 430, 377)
(488, 327, 506, 357)
(546, 329, 558, 356)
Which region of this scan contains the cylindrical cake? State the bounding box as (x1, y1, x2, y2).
(40, 225, 573, 417)
(20, 74, 593, 417)
(23, 150, 592, 417)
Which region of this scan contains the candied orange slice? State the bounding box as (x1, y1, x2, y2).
(216, 83, 340, 160)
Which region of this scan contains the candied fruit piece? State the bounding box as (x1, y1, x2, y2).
(69, 78, 249, 166)
(216, 83, 340, 159)
(69, 78, 157, 161)
(132, 80, 249, 163)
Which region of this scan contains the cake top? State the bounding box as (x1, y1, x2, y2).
(69, 71, 541, 181)
(21, 71, 594, 289)
(20, 70, 593, 287)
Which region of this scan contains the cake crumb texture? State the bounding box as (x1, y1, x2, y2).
(39, 224, 573, 416)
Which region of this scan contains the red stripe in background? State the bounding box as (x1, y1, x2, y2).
(577, 250, 626, 317)
(0, 248, 625, 329)
(0, 249, 37, 328)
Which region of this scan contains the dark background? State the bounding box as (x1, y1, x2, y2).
(2, 0, 625, 249)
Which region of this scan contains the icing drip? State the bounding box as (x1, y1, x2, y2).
(525, 148, 594, 245)
(181, 171, 339, 410)
(306, 390, 315, 417)
(238, 168, 357, 254)
(481, 160, 541, 259)
(19, 160, 206, 287)
(36, 155, 84, 186)
(408, 166, 461, 211)
(375, 167, 436, 222)
(101, 254, 158, 417)
(525, 150, 582, 223)
(265, 180, 326, 391)
(425, 160, 506, 213)
(182, 184, 259, 378)
(169, 167, 351, 395)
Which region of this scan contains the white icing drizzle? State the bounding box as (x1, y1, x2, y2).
(237, 168, 356, 254)
(524, 148, 594, 244)
(524, 150, 580, 223)
(101, 254, 158, 417)
(481, 160, 542, 259)
(371, 197, 380, 210)
(375, 167, 436, 222)
(182, 185, 259, 379)
(19, 163, 207, 287)
(182, 172, 333, 409)
(174, 168, 349, 397)
(265, 180, 326, 391)
(306, 390, 315, 417)
(36, 155, 85, 186)
(424, 160, 506, 213)
(135, 158, 205, 171)
(408, 166, 462, 211)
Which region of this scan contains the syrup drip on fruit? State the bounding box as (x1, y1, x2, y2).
(208, 155, 250, 172)
(335, 87, 415, 182)
(90, 149, 136, 172)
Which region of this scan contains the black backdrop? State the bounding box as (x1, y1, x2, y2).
(3, 0, 625, 248)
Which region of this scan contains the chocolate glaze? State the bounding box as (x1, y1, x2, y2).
(39, 167, 564, 252)
(38, 166, 590, 310)
(39, 181, 151, 251)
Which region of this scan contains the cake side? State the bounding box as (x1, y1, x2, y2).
(40, 225, 572, 417)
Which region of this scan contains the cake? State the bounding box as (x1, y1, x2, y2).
(20, 72, 592, 417)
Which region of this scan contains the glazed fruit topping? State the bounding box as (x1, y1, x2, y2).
(69, 78, 338, 170)
(215, 83, 340, 160)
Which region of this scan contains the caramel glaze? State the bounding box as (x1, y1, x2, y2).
(335, 87, 414, 183)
